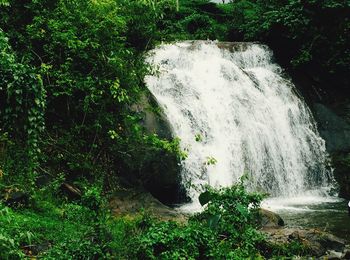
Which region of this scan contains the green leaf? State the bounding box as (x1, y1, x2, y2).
(236, 203, 248, 217)
(0, 0, 10, 7)
(207, 214, 221, 230)
(199, 191, 212, 206)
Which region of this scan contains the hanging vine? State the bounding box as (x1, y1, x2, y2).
(0, 29, 46, 182)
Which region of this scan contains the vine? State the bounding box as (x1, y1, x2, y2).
(0, 29, 46, 183)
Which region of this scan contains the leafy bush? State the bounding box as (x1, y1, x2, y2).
(0, 0, 184, 197)
(136, 183, 266, 259)
(138, 221, 215, 259)
(0, 191, 111, 259)
(158, 0, 234, 41)
(0, 28, 45, 182)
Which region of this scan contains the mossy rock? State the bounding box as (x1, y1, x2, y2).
(259, 208, 284, 228)
(129, 91, 188, 205)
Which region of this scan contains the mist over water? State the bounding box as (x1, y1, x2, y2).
(145, 41, 334, 207)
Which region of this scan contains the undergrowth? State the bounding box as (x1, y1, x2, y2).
(0, 182, 309, 259)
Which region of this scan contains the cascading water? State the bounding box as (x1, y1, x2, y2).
(145, 41, 335, 208)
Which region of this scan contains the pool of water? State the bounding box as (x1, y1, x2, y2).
(262, 197, 350, 242)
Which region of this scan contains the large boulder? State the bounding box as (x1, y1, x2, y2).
(109, 188, 187, 222)
(130, 91, 187, 205)
(332, 153, 350, 199)
(262, 226, 347, 257)
(312, 103, 350, 153)
(312, 103, 350, 199)
(131, 92, 173, 140)
(259, 208, 284, 228)
(259, 209, 349, 258)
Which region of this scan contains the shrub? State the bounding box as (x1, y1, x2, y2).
(136, 183, 266, 259)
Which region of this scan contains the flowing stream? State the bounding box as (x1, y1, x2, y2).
(145, 41, 336, 210)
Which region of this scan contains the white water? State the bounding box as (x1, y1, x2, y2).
(145, 41, 334, 209)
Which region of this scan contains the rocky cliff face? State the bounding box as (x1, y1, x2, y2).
(130, 91, 187, 205)
(312, 103, 350, 199)
(313, 103, 350, 153)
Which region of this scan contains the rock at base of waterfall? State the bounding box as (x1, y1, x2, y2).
(313, 103, 350, 153)
(259, 208, 285, 228)
(109, 188, 188, 222)
(332, 152, 350, 200)
(128, 91, 186, 205)
(262, 226, 347, 257)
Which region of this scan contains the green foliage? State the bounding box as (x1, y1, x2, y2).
(138, 221, 215, 259)
(0, 28, 46, 183)
(228, 0, 350, 97)
(136, 183, 267, 259)
(158, 0, 235, 41)
(194, 133, 202, 142)
(0, 181, 311, 259)
(205, 156, 217, 166)
(0, 206, 26, 259)
(0, 182, 119, 259)
(0, 0, 183, 194)
(0, 0, 9, 6)
(81, 185, 104, 211)
(144, 135, 188, 160)
(196, 184, 265, 258)
(267, 240, 309, 258)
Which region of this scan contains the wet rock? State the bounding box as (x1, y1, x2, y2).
(131, 92, 173, 140)
(312, 103, 350, 199)
(262, 227, 346, 257)
(319, 233, 346, 252)
(2, 189, 29, 208)
(342, 248, 350, 259)
(332, 152, 350, 199)
(289, 230, 301, 240)
(324, 250, 343, 260)
(22, 242, 51, 258)
(109, 188, 188, 222)
(130, 92, 187, 205)
(313, 103, 350, 153)
(259, 208, 284, 228)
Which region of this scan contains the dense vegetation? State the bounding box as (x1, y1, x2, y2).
(1, 181, 309, 259)
(0, 0, 349, 258)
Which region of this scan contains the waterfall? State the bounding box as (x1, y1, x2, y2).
(145, 41, 334, 206)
